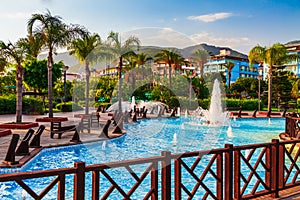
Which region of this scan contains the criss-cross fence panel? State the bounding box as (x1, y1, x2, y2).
(0, 167, 75, 199)
(233, 143, 273, 199)
(280, 140, 300, 189)
(173, 149, 224, 200)
(86, 156, 161, 200)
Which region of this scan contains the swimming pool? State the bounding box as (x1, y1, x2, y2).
(0, 117, 285, 199)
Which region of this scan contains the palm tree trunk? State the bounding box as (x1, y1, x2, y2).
(228, 72, 231, 90)
(118, 56, 123, 112)
(168, 62, 172, 97)
(85, 62, 90, 115)
(48, 50, 53, 118)
(16, 65, 23, 123)
(268, 70, 272, 115)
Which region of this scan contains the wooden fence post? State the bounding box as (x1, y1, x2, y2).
(224, 144, 233, 200)
(74, 162, 85, 200)
(271, 139, 284, 198)
(161, 151, 171, 200)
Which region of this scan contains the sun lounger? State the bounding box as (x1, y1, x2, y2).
(99, 120, 112, 138)
(112, 115, 124, 134)
(29, 125, 46, 148)
(15, 129, 35, 156)
(252, 109, 258, 118)
(2, 134, 20, 165)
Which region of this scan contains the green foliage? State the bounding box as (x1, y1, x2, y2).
(56, 102, 83, 112)
(24, 59, 65, 91)
(225, 98, 259, 110)
(23, 97, 44, 114)
(95, 76, 117, 102)
(0, 95, 44, 114)
(0, 95, 16, 114)
(0, 71, 15, 95)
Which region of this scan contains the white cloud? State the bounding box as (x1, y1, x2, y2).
(188, 12, 233, 22)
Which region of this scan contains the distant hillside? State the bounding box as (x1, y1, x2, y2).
(38, 43, 248, 73)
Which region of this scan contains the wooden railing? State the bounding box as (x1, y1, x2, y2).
(1, 138, 300, 199)
(285, 115, 300, 137)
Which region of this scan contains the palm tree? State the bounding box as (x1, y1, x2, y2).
(18, 33, 44, 60)
(27, 10, 86, 117)
(249, 43, 298, 115)
(0, 40, 27, 123)
(155, 49, 183, 96)
(136, 52, 152, 78)
(105, 31, 140, 112)
(222, 61, 235, 89)
(68, 32, 101, 114)
(191, 49, 209, 78)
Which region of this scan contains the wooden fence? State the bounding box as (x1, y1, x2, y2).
(0, 138, 300, 199)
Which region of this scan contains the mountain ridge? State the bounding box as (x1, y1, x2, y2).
(39, 43, 248, 73)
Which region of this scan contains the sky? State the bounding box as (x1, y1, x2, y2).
(1, 0, 300, 54)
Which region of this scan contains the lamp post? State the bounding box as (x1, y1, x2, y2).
(258, 65, 263, 111)
(62, 66, 69, 106)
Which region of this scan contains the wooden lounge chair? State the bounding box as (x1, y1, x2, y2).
(15, 129, 35, 156)
(2, 134, 20, 165)
(29, 125, 46, 148)
(99, 120, 112, 138)
(252, 109, 258, 118)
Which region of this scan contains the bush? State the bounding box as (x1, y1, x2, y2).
(0, 95, 16, 114)
(197, 98, 259, 111)
(56, 102, 83, 112)
(23, 97, 44, 114)
(0, 95, 45, 114)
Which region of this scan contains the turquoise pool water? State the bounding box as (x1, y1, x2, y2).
(0, 117, 285, 199)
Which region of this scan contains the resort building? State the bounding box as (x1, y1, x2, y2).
(203, 49, 261, 85)
(284, 42, 300, 76)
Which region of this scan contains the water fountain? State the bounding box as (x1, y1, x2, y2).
(195, 79, 229, 126)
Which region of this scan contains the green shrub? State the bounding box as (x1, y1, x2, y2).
(0, 95, 16, 114)
(23, 97, 44, 114)
(56, 102, 83, 112)
(0, 95, 45, 114)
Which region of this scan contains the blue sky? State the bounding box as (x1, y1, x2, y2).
(1, 0, 300, 54)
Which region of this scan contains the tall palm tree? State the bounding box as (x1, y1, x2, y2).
(222, 61, 235, 89)
(27, 10, 86, 117)
(191, 49, 209, 78)
(68, 32, 101, 114)
(18, 33, 44, 60)
(249, 43, 298, 115)
(0, 40, 27, 123)
(155, 49, 183, 96)
(105, 31, 140, 112)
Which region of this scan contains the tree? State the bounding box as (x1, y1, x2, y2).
(105, 31, 140, 112)
(154, 49, 183, 96)
(0, 40, 27, 123)
(191, 49, 209, 78)
(24, 59, 64, 92)
(249, 43, 298, 115)
(27, 10, 86, 117)
(18, 33, 44, 60)
(222, 61, 235, 90)
(68, 32, 101, 114)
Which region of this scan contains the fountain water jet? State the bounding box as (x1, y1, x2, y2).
(194, 79, 229, 126)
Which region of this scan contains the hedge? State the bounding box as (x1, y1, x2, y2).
(0, 95, 44, 114)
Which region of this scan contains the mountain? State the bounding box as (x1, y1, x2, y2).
(38, 43, 248, 73)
